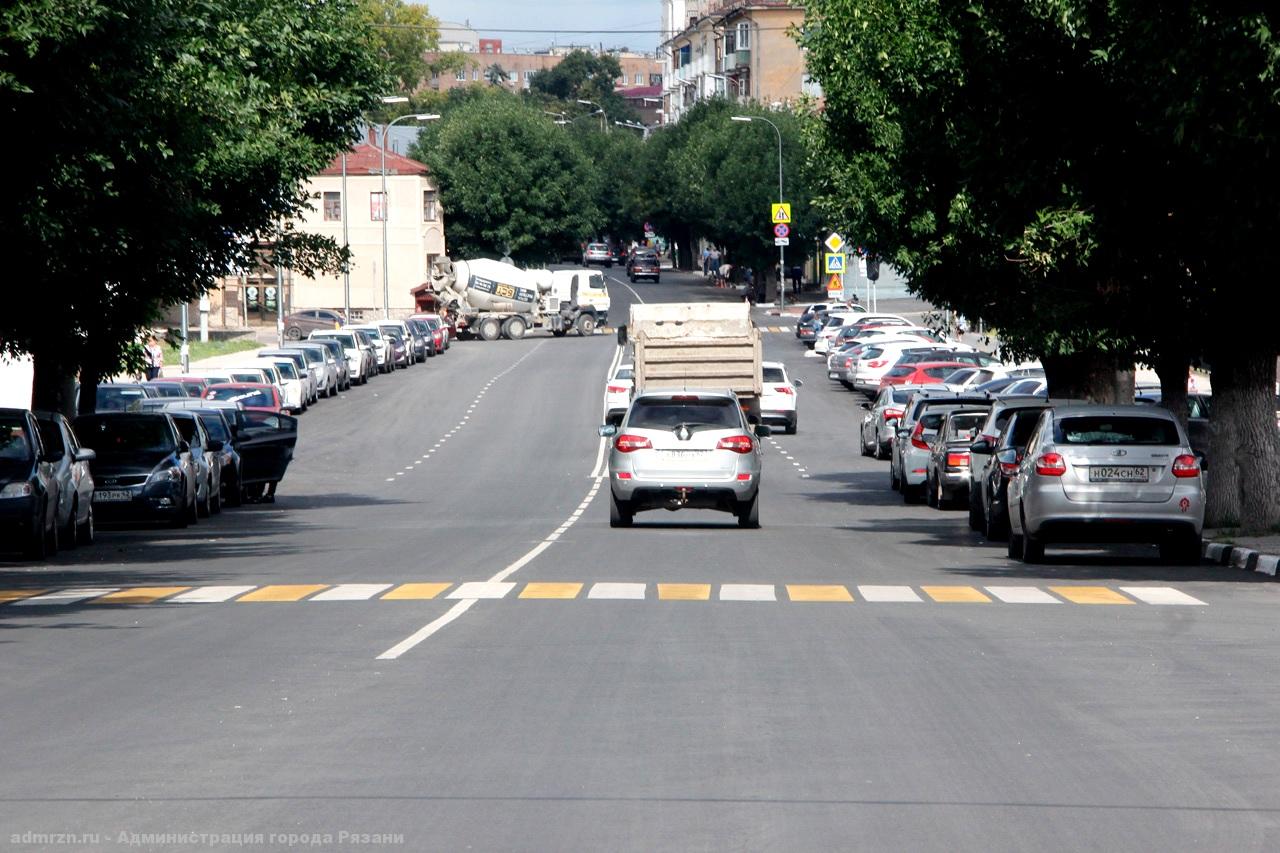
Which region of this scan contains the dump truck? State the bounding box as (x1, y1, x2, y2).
(625, 301, 764, 420)
(428, 258, 609, 341)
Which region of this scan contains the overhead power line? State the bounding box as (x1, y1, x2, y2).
(373, 24, 800, 35)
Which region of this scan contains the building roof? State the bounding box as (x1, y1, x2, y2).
(317, 143, 428, 178)
(618, 85, 662, 98)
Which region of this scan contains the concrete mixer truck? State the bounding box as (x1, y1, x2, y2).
(428, 258, 610, 341)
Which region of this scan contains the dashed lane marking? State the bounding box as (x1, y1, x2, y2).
(587, 582, 647, 600)
(1120, 586, 1208, 606)
(858, 585, 924, 603)
(380, 583, 451, 600)
(447, 581, 516, 600)
(985, 586, 1061, 604)
(14, 588, 121, 606)
(310, 584, 394, 602)
(170, 585, 256, 603)
(657, 583, 712, 601)
(719, 583, 777, 602)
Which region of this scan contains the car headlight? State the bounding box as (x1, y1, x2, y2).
(147, 466, 183, 486)
(0, 482, 33, 499)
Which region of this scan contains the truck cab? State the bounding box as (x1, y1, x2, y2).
(550, 269, 610, 327)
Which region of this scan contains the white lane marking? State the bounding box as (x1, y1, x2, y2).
(15, 588, 121, 605)
(986, 586, 1061, 604)
(447, 581, 516, 600)
(1120, 586, 1208, 606)
(545, 532, 561, 541)
(385, 477, 395, 482)
(310, 583, 393, 601)
(605, 269, 646, 306)
(719, 584, 777, 602)
(489, 540, 554, 584)
(588, 582, 647, 600)
(170, 585, 257, 603)
(376, 600, 477, 660)
(857, 585, 924, 603)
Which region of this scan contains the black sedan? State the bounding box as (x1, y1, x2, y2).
(629, 252, 660, 283)
(73, 412, 199, 527)
(0, 408, 60, 558)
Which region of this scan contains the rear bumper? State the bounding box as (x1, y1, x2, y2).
(617, 484, 757, 514)
(1029, 517, 1202, 544)
(760, 410, 796, 428)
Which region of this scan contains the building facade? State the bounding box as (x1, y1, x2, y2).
(426, 45, 663, 95)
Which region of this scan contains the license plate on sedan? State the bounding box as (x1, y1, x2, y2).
(93, 490, 133, 502)
(658, 450, 706, 459)
(1089, 466, 1150, 483)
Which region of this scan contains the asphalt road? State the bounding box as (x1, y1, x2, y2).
(2, 270, 1279, 852)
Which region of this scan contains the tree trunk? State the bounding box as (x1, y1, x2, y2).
(1154, 350, 1190, 432)
(1206, 347, 1280, 532)
(1040, 351, 1135, 403)
(30, 351, 80, 417)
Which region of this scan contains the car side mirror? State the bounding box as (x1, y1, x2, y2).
(970, 439, 993, 454)
(794, 379, 804, 388)
(755, 424, 773, 437)
(598, 424, 618, 438)
(860, 402, 871, 410)
(207, 439, 224, 452)
(74, 448, 96, 463)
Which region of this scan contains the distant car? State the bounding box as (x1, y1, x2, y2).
(601, 390, 768, 528)
(940, 366, 1007, 392)
(162, 403, 244, 509)
(147, 376, 209, 398)
(141, 381, 188, 399)
(880, 361, 974, 388)
(255, 358, 307, 413)
(999, 377, 1048, 397)
(281, 342, 337, 395)
(0, 408, 61, 557)
(311, 330, 375, 384)
(96, 383, 157, 412)
(204, 383, 284, 414)
(604, 363, 634, 426)
(74, 412, 199, 528)
(629, 252, 660, 283)
(256, 350, 316, 404)
(345, 325, 394, 374)
(610, 244, 628, 266)
(410, 313, 451, 351)
(760, 361, 802, 434)
(33, 411, 96, 548)
(890, 391, 994, 502)
(966, 396, 1053, 533)
(583, 242, 613, 267)
(1006, 405, 1204, 564)
(925, 409, 989, 509)
(304, 337, 354, 389)
(283, 309, 346, 340)
(406, 318, 438, 358)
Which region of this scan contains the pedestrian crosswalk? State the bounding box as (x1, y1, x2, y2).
(0, 582, 1210, 606)
(761, 326, 794, 334)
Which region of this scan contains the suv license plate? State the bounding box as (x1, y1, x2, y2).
(94, 490, 133, 502)
(1089, 466, 1150, 483)
(659, 450, 704, 459)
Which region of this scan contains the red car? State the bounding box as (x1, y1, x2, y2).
(203, 383, 283, 413)
(880, 361, 973, 387)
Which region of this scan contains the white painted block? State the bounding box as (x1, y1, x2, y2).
(1255, 555, 1279, 577)
(587, 582, 646, 600)
(857, 585, 923, 603)
(719, 584, 776, 602)
(1230, 549, 1257, 570)
(309, 584, 393, 601)
(985, 586, 1061, 604)
(447, 581, 515, 599)
(1119, 586, 1207, 606)
(14, 588, 120, 606)
(170, 585, 258, 603)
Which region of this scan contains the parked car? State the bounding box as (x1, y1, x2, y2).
(1134, 391, 1211, 467)
(848, 340, 944, 391)
(167, 410, 221, 517)
(281, 342, 336, 396)
(345, 325, 393, 374)
(406, 318, 438, 358)
(255, 358, 307, 413)
(161, 402, 244, 508)
(204, 383, 284, 413)
(965, 396, 1054, 532)
(760, 361, 802, 434)
(142, 381, 187, 399)
(310, 330, 375, 384)
(972, 408, 1043, 541)
(33, 411, 96, 548)
(796, 302, 862, 337)
(880, 361, 975, 388)
(256, 350, 316, 404)
(228, 409, 298, 503)
(583, 242, 613, 267)
(304, 337, 355, 388)
(1005, 405, 1204, 564)
(941, 366, 1007, 392)
(890, 391, 994, 502)
(395, 318, 429, 363)
(599, 390, 769, 528)
(859, 384, 943, 459)
(925, 409, 990, 509)
(283, 308, 346, 340)
(629, 252, 661, 283)
(1000, 377, 1048, 397)
(410, 313, 450, 351)
(0, 408, 61, 557)
(73, 411, 199, 528)
(96, 383, 157, 412)
(146, 376, 209, 398)
(605, 363, 634, 426)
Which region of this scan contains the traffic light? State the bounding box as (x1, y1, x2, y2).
(867, 256, 880, 281)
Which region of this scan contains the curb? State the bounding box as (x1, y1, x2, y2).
(1202, 540, 1278, 578)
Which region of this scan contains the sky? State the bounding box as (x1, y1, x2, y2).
(419, 0, 663, 54)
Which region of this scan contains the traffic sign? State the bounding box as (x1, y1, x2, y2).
(826, 273, 844, 299)
(824, 253, 846, 274)
(857, 257, 868, 279)
(771, 203, 792, 224)
(824, 232, 845, 253)
(773, 223, 790, 238)
(774, 237, 790, 246)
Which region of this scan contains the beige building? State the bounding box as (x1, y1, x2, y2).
(426, 45, 663, 94)
(661, 0, 815, 124)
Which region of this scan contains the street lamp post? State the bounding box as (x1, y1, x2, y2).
(731, 115, 786, 309)
(577, 99, 607, 133)
(379, 112, 439, 318)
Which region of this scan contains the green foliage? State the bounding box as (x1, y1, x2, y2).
(528, 50, 637, 124)
(358, 0, 441, 92)
(408, 92, 602, 263)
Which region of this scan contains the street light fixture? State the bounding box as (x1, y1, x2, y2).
(380, 112, 440, 318)
(730, 114, 787, 309)
(576, 99, 608, 133)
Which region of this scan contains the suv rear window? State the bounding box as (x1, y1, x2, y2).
(1053, 416, 1179, 446)
(629, 397, 742, 431)
(944, 413, 986, 441)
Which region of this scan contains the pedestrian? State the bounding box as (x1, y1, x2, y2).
(790, 264, 803, 293)
(144, 334, 164, 380)
(708, 247, 721, 280)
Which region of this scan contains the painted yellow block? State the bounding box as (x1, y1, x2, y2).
(381, 583, 452, 600)
(519, 582, 583, 600)
(657, 583, 711, 601)
(1050, 586, 1134, 605)
(93, 587, 190, 604)
(786, 584, 854, 602)
(922, 586, 991, 603)
(0, 590, 45, 603)
(237, 584, 329, 602)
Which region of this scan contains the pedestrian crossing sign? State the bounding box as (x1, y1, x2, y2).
(771, 203, 791, 224)
(824, 253, 846, 274)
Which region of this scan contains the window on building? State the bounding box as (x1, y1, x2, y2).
(634, 73, 643, 85)
(423, 190, 438, 222)
(523, 70, 534, 81)
(322, 191, 342, 221)
(736, 21, 751, 50)
(370, 192, 386, 222)
(472, 69, 479, 80)
(455, 67, 467, 81)
(650, 73, 663, 86)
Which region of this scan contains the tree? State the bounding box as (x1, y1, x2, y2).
(0, 0, 384, 415)
(409, 92, 602, 263)
(359, 0, 442, 92)
(485, 63, 510, 86)
(528, 49, 636, 123)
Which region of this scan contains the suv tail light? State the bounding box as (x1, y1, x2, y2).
(716, 435, 755, 454)
(1172, 454, 1200, 478)
(614, 434, 652, 453)
(867, 360, 887, 368)
(910, 422, 930, 450)
(945, 451, 970, 468)
(606, 385, 628, 394)
(1034, 452, 1066, 476)
(774, 386, 794, 395)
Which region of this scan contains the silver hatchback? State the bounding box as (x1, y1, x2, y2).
(1006, 405, 1204, 563)
(601, 390, 767, 528)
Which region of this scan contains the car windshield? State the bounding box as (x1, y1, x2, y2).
(763, 367, 786, 383)
(207, 386, 275, 408)
(628, 397, 742, 431)
(1053, 416, 1180, 446)
(293, 348, 321, 365)
(321, 333, 356, 347)
(380, 327, 405, 342)
(945, 413, 987, 441)
(890, 388, 913, 403)
(0, 417, 33, 462)
(271, 362, 298, 379)
(97, 386, 148, 410)
(77, 416, 175, 454)
(614, 367, 634, 380)
(943, 369, 975, 384)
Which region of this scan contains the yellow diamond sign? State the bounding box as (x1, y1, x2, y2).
(824, 232, 845, 253)
(771, 203, 791, 224)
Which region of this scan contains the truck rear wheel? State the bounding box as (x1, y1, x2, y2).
(576, 314, 596, 336)
(502, 316, 528, 340)
(477, 317, 502, 341)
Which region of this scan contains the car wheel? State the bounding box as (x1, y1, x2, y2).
(787, 416, 797, 436)
(285, 326, 302, 340)
(1021, 531, 1045, 563)
(1159, 534, 1202, 565)
(927, 474, 940, 508)
(889, 463, 900, 492)
(198, 484, 211, 518)
(968, 489, 984, 530)
(860, 432, 872, 457)
(609, 491, 633, 528)
(76, 503, 95, 546)
(1006, 531, 1022, 560)
(171, 497, 190, 528)
(737, 492, 761, 529)
(875, 440, 890, 461)
(24, 505, 49, 560)
(902, 482, 922, 504)
(61, 499, 79, 550)
(983, 499, 1006, 542)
